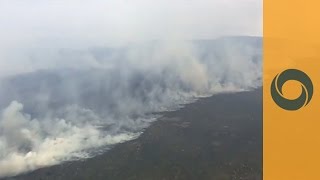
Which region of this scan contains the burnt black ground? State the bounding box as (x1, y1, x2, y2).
(5, 88, 262, 180)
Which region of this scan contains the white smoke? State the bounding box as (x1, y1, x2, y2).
(0, 101, 139, 177)
(0, 0, 262, 177)
(0, 38, 261, 178)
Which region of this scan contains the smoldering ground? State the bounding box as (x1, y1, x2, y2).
(0, 38, 261, 177)
(0, 0, 261, 177)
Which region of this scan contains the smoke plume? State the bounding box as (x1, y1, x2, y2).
(0, 0, 262, 177)
(0, 38, 261, 177)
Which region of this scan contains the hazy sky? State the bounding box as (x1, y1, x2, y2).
(0, 0, 262, 46)
(0, 0, 262, 77)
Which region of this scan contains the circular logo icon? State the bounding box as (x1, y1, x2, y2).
(271, 69, 313, 111)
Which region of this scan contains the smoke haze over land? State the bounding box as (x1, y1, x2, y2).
(0, 0, 261, 78)
(0, 0, 261, 178)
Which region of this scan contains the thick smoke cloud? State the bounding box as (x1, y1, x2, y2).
(0, 101, 138, 177)
(0, 0, 261, 178)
